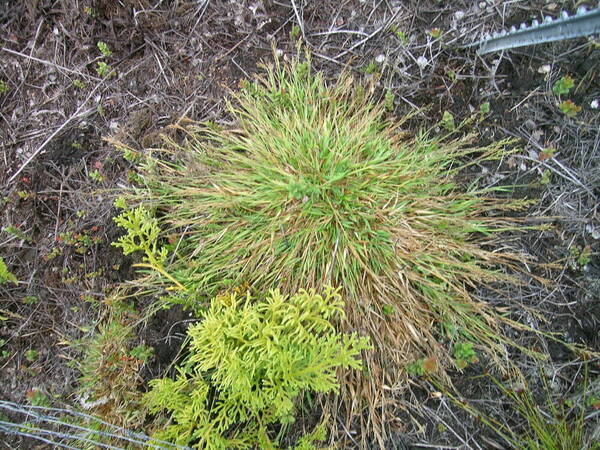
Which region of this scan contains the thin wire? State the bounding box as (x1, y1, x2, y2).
(0, 400, 189, 449)
(0, 421, 127, 449)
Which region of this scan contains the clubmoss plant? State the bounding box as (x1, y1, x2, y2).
(115, 51, 538, 431)
(144, 287, 368, 449)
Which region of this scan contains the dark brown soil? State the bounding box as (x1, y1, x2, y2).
(1, 1, 598, 448)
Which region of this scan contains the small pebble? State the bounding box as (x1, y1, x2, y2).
(416, 56, 428, 69)
(586, 224, 600, 239)
(591, 99, 599, 109)
(375, 54, 385, 64)
(538, 64, 551, 74)
(454, 10, 465, 21)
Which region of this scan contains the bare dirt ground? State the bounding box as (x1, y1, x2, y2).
(1, 0, 599, 448)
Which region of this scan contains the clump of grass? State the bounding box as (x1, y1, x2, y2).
(118, 52, 535, 429)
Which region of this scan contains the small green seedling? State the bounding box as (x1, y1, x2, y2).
(130, 345, 154, 362)
(96, 61, 113, 78)
(429, 28, 442, 39)
(440, 111, 455, 131)
(586, 395, 600, 409)
(363, 61, 379, 75)
(569, 245, 591, 269)
(4, 226, 31, 243)
(290, 25, 301, 40)
(443, 322, 458, 339)
(127, 170, 142, 184)
(539, 147, 555, 161)
(27, 389, 50, 407)
(81, 294, 97, 304)
(113, 196, 127, 209)
(539, 169, 552, 185)
(22, 296, 38, 305)
(453, 341, 477, 369)
(407, 359, 425, 376)
(97, 41, 112, 57)
(552, 75, 574, 96)
(24, 349, 39, 363)
(559, 100, 581, 117)
(0, 257, 17, 285)
(479, 102, 490, 114)
(390, 25, 408, 43)
(0, 81, 8, 94)
(0, 339, 7, 359)
(73, 79, 86, 89)
(578, 247, 591, 266)
(121, 146, 140, 163)
(382, 304, 395, 316)
(89, 169, 104, 182)
(384, 91, 395, 111)
(406, 357, 438, 376)
(43, 247, 62, 261)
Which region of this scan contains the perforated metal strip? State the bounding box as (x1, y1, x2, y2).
(466, 4, 600, 55)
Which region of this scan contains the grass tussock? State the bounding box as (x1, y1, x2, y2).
(117, 52, 537, 428)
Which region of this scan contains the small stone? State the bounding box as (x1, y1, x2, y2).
(416, 56, 428, 69)
(538, 64, 551, 74)
(454, 10, 465, 21)
(586, 224, 600, 239)
(375, 54, 385, 64)
(591, 99, 599, 109)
